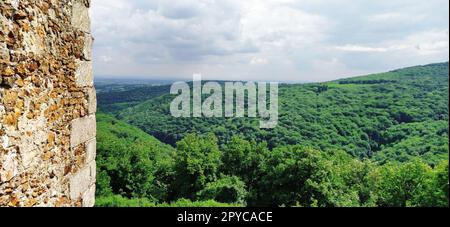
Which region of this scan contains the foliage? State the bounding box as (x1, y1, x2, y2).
(370, 159, 450, 207)
(97, 84, 171, 113)
(95, 195, 240, 207)
(95, 195, 157, 207)
(114, 63, 449, 165)
(162, 198, 243, 207)
(171, 133, 222, 200)
(197, 175, 248, 205)
(96, 113, 176, 202)
(95, 63, 449, 207)
(221, 137, 269, 200)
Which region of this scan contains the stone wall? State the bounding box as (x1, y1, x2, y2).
(0, 0, 96, 207)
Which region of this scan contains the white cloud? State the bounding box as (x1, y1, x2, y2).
(367, 12, 426, 23)
(91, 0, 449, 81)
(334, 45, 389, 53)
(406, 29, 449, 55)
(250, 57, 268, 65)
(334, 29, 449, 55)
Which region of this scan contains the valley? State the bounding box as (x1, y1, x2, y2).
(94, 62, 449, 207)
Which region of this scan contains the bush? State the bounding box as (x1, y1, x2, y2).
(197, 175, 248, 205)
(95, 195, 156, 207)
(159, 198, 243, 207)
(95, 195, 241, 207)
(172, 133, 222, 200)
(372, 159, 432, 207)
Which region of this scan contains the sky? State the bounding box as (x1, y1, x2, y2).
(91, 0, 449, 82)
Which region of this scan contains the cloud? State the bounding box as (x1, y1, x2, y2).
(334, 29, 449, 55)
(334, 45, 390, 53)
(406, 29, 449, 55)
(91, 0, 449, 81)
(250, 57, 268, 65)
(367, 12, 426, 24)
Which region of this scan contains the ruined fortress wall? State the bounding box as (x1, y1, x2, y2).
(0, 0, 96, 207)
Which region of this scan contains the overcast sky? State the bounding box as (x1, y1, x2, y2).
(91, 0, 449, 82)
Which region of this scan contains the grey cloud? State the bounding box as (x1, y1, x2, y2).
(92, 0, 449, 81)
(157, 1, 202, 19)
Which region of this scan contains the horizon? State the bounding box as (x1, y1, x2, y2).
(94, 61, 449, 84)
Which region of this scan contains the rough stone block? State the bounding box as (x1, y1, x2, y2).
(75, 60, 93, 87)
(71, 1, 91, 33)
(18, 118, 47, 168)
(70, 115, 96, 148)
(82, 184, 95, 207)
(89, 160, 96, 184)
(69, 165, 91, 200)
(83, 34, 93, 61)
(87, 87, 97, 114)
(85, 139, 96, 164)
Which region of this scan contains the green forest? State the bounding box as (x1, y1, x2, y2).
(95, 62, 449, 207)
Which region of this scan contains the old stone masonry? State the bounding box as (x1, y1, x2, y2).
(0, 0, 96, 207)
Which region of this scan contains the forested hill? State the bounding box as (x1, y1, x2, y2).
(97, 84, 171, 113)
(95, 62, 449, 207)
(96, 113, 177, 199)
(101, 62, 449, 165)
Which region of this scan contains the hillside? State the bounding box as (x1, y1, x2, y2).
(95, 63, 449, 207)
(95, 114, 449, 207)
(97, 84, 171, 113)
(96, 113, 176, 201)
(104, 62, 449, 165)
